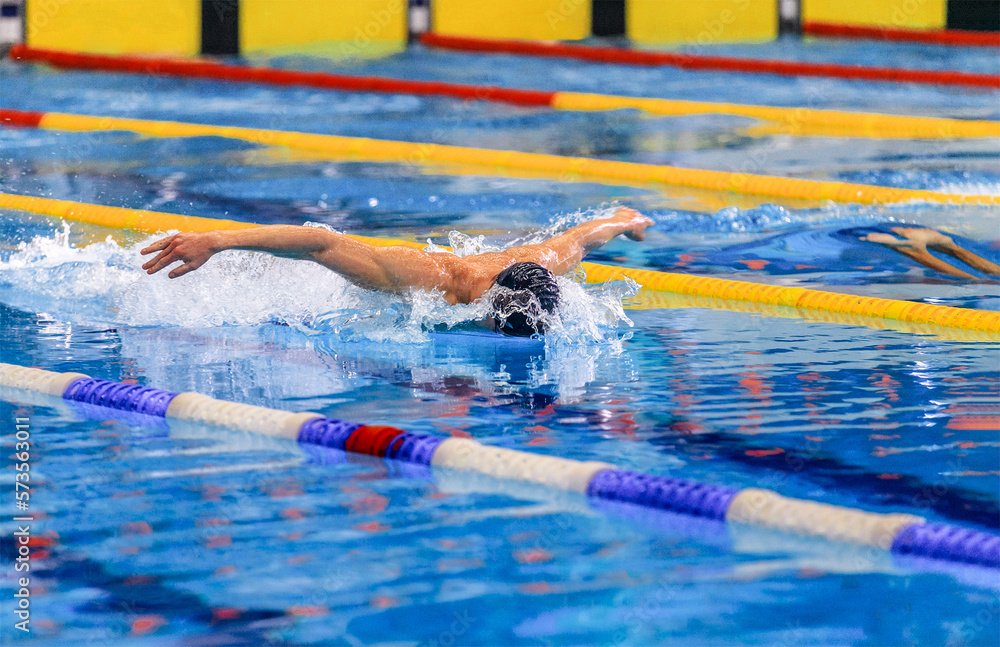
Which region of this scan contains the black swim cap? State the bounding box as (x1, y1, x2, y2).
(491, 262, 560, 337)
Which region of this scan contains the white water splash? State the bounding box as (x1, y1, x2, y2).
(0, 216, 638, 347)
(0, 223, 141, 310)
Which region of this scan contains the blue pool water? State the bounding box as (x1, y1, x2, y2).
(1, 39, 999, 645)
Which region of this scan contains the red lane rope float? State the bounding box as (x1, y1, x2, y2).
(0, 108, 44, 128)
(803, 22, 1000, 48)
(420, 32, 1000, 89)
(344, 425, 408, 458)
(6, 44, 555, 108)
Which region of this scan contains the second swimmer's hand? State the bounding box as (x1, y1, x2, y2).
(141, 231, 223, 278)
(613, 207, 655, 241)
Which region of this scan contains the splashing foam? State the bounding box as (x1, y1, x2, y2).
(0, 223, 357, 328)
(0, 223, 141, 311)
(0, 214, 637, 347)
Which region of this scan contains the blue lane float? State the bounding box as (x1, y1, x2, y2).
(63, 377, 178, 417)
(298, 417, 361, 451)
(892, 523, 1000, 567)
(587, 469, 740, 521)
(0, 362, 996, 570)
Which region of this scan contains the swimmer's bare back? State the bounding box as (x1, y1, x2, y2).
(141, 207, 654, 304)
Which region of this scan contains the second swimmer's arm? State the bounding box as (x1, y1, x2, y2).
(862, 227, 1000, 279)
(928, 238, 1000, 276)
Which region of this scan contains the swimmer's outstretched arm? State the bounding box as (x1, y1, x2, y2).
(494, 207, 654, 276)
(141, 207, 654, 302)
(889, 228, 1000, 276)
(141, 226, 467, 297)
(860, 227, 999, 279)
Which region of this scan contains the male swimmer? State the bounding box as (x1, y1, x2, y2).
(141, 206, 655, 337)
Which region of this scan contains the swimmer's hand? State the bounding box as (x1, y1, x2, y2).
(859, 227, 955, 252)
(859, 227, 978, 280)
(885, 227, 956, 251)
(858, 231, 923, 253)
(862, 226, 1000, 278)
(612, 207, 654, 241)
(141, 231, 222, 279)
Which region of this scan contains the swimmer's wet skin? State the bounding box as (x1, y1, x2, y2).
(141, 207, 654, 337)
(859, 227, 1000, 281)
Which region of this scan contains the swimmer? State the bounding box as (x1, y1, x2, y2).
(141, 206, 654, 337)
(859, 227, 1000, 280)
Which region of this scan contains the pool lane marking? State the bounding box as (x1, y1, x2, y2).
(1, 192, 998, 335)
(549, 93, 1000, 140)
(590, 264, 1000, 333)
(9, 44, 998, 141)
(420, 32, 1000, 89)
(7, 44, 553, 108)
(627, 291, 1000, 343)
(1, 362, 996, 568)
(2, 108, 997, 207)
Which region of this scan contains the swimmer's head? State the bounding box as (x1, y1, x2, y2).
(490, 262, 560, 337)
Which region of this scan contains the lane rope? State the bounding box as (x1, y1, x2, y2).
(6, 44, 555, 108)
(626, 290, 1000, 343)
(549, 92, 999, 140)
(1, 192, 997, 334)
(1, 363, 996, 568)
(9, 44, 998, 140)
(2, 108, 997, 206)
(420, 32, 1000, 89)
(802, 22, 1000, 48)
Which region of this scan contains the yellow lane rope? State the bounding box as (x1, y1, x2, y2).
(233, 146, 819, 212)
(35, 111, 1000, 205)
(2, 192, 997, 334)
(552, 92, 1000, 139)
(626, 290, 999, 342)
(0, 192, 418, 247)
(552, 92, 1000, 140)
(13, 43, 998, 140)
(581, 263, 999, 333)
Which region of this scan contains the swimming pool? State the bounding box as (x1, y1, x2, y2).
(1, 38, 998, 645)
